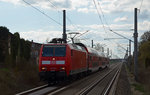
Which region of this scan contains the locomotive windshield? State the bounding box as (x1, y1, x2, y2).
(42, 46, 53, 56)
(42, 45, 66, 57)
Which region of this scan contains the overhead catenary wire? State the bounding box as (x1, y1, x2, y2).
(96, 0, 133, 42)
(96, 0, 110, 39)
(47, 0, 62, 17)
(47, 0, 81, 32)
(66, 16, 80, 31)
(47, 0, 59, 10)
(94, 0, 132, 58)
(109, 29, 133, 42)
(66, 12, 87, 33)
(139, 0, 144, 13)
(105, 39, 127, 58)
(97, 1, 111, 30)
(76, 30, 90, 38)
(22, 0, 62, 26)
(46, 0, 87, 41)
(93, 0, 107, 33)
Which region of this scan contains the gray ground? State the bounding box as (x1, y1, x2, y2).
(115, 63, 131, 95)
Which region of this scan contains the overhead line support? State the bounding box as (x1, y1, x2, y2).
(63, 10, 67, 43)
(134, 8, 138, 81)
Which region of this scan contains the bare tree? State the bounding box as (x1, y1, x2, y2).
(46, 38, 50, 43)
(140, 31, 150, 42)
(94, 43, 104, 52)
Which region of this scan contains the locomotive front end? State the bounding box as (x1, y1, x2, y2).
(39, 44, 68, 82)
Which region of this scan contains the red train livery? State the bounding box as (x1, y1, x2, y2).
(39, 43, 109, 82)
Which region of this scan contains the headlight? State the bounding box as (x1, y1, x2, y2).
(41, 67, 47, 70)
(60, 67, 65, 70)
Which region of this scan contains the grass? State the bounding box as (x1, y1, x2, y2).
(131, 83, 150, 95)
(0, 68, 9, 72)
(132, 83, 145, 93)
(0, 59, 44, 95)
(126, 60, 150, 95)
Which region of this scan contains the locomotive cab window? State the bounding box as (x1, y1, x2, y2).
(42, 45, 66, 57)
(55, 46, 66, 56)
(42, 46, 53, 57)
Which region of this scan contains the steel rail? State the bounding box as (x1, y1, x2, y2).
(47, 64, 119, 95)
(76, 64, 121, 95)
(16, 84, 48, 95)
(16, 64, 120, 95)
(103, 65, 121, 95)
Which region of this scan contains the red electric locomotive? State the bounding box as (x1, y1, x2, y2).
(39, 43, 88, 82)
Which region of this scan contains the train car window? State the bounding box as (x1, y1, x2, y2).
(71, 50, 73, 56)
(55, 46, 66, 56)
(99, 57, 101, 61)
(42, 46, 53, 57)
(90, 56, 92, 60)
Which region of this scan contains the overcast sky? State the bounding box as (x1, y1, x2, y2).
(0, 0, 150, 58)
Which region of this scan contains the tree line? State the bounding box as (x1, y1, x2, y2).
(0, 26, 31, 67)
(138, 31, 150, 68)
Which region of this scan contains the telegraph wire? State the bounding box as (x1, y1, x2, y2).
(22, 0, 62, 26)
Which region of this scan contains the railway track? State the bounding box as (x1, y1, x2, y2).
(15, 84, 60, 95)
(77, 64, 121, 95)
(16, 63, 121, 95)
(47, 63, 121, 95)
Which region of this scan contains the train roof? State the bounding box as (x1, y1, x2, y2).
(42, 43, 107, 58)
(74, 43, 106, 57)
(42, 43, 86, 52)
(42, 43, 67, 45)
(68, 43, 87, 52)
(86, 47, 105, 57)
